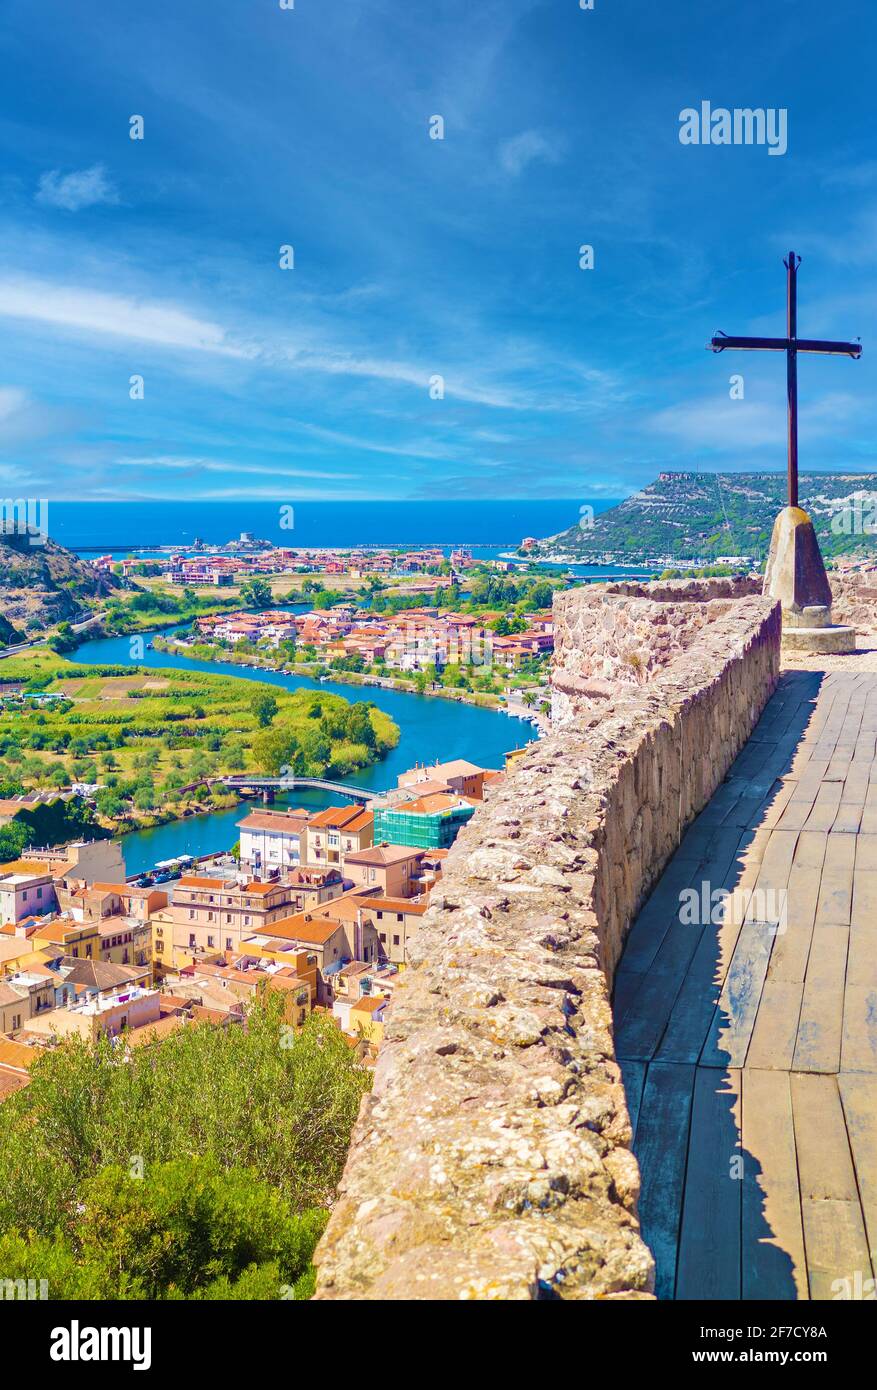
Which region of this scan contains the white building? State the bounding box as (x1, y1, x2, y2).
(237, 809, 311, 874)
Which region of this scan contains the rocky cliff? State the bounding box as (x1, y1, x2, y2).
(0, 532, 117, 640)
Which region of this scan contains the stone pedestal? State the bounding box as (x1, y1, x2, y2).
(763, 506, 856, 654)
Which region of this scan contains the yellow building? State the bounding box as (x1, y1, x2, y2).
(348, 994, 387, 1045)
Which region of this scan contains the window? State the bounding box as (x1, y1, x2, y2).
(189, 934, 196, 948)
(207, 936, 215, 949)
(393, 935, 400, 947)
(189, 909, 195, 920)
(226, 938, 233, 951)
(377, 910, 383, 920)
(226, 913, 232, 923)
(396, 913, 403, 923)
(36, 886, 42, 899)
(379, 932, 387, 943)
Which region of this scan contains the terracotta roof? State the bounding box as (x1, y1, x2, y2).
(0, 939, 37, 963)
(178, 876, 226, 889)
(127, 1015, 186, 1047)
(258, 914, 342, 946)
(92, 881, 152, 897)
(365, 897, 428, 915)
(237, 811, 310, 833)
(309, 804, 371, 830)
(345, 846, 425, 867)
(0, 860, 53, 878)
(350, 995, 387, 1014)
(405, 759, 486, 779)
(399, 792, 477, 815)
(0, 981, 26, 1006)
(0, 1038, 40, 1072)
(191, 1003, 235, 1025)
(63, 960, 142, 990)
(0, 1068, 30, 1100)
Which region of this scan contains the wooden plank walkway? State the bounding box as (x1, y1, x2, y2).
(614, 671, 877, 1301)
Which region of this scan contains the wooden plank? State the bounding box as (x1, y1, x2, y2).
(832, 803, 863, 834)
(653, 933, 724, 1065)
(632, 1063, 696, 1300)
(792, 829, 827, 870)
(746, 980, 804, 1071)
(851, 870, 877, 932)
(841, 984, 877, 1072)
(619, 1059, 647, 1144)
(838, 1074, 877, 1258)
(801, 1200, 872, 1301)
(700, 921, 774, 1068)
(766, 863, 821, 984)
(741, 1069, 808, 1300)
(613, 968, 686, 1062)
(792, 926, 848, 1074)
(759, 779, 796, 829)
(615, 860, 698, 975)
(611, 968, 644, 1028)
(846, 927, 877, 989)
(791, 1073, 859, 1201)
(675, 1068, 742, 1301)
(815, 833, 857, 926)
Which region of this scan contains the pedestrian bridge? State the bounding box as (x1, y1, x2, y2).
(222, 774, 381, 803)
(615, 669, 877, 1300)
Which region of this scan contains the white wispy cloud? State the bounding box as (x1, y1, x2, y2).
(35, 163, 118, 211)
(112, 454, 355, 480)
(0, 385, 29, 422)
(647, 391, 868, 451)
(0, 278, 246, 355)
(498, 129, 562, 178)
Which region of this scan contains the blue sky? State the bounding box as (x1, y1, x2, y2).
(0, 0, 874, 502)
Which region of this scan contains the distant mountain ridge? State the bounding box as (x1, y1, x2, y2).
(532, 472, 877, 566)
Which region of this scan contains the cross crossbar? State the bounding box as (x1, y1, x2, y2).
(706, 253, 862, 506)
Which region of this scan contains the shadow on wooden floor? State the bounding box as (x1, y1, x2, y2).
(613, 671, 826, 1300)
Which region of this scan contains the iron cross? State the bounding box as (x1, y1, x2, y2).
(708, 253, 862, 508)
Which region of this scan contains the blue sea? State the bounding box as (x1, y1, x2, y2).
(44, 499, 617, 554)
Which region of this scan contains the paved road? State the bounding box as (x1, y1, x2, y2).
(0, 612, 103, 660)
(615, 668, 877, 1301)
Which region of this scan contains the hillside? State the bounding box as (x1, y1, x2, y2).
(532, 472, 877, 566)
(0, 532, 118, 643)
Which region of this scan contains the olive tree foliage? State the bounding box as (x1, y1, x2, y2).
(0, 998, 369, 1299)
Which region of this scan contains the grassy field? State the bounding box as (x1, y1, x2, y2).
(0, 649, 399, 825)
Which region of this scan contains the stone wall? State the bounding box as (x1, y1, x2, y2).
(314, 584, 781, 1301)
(829, 567, 877, 635)
(551, 578, 764, 714)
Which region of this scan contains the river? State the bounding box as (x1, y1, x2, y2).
(71, 627, 538, 875)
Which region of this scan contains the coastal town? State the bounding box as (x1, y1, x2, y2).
(186, 600, 554, 681)
(0, 752, 503, 1094)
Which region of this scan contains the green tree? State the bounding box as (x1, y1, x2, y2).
(252, 726, 299, 776)
(0, 821, 31, 864)
(240, 578, 272, 609)
(251, 691, 279, 727)
(95, 789, 125, 819)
